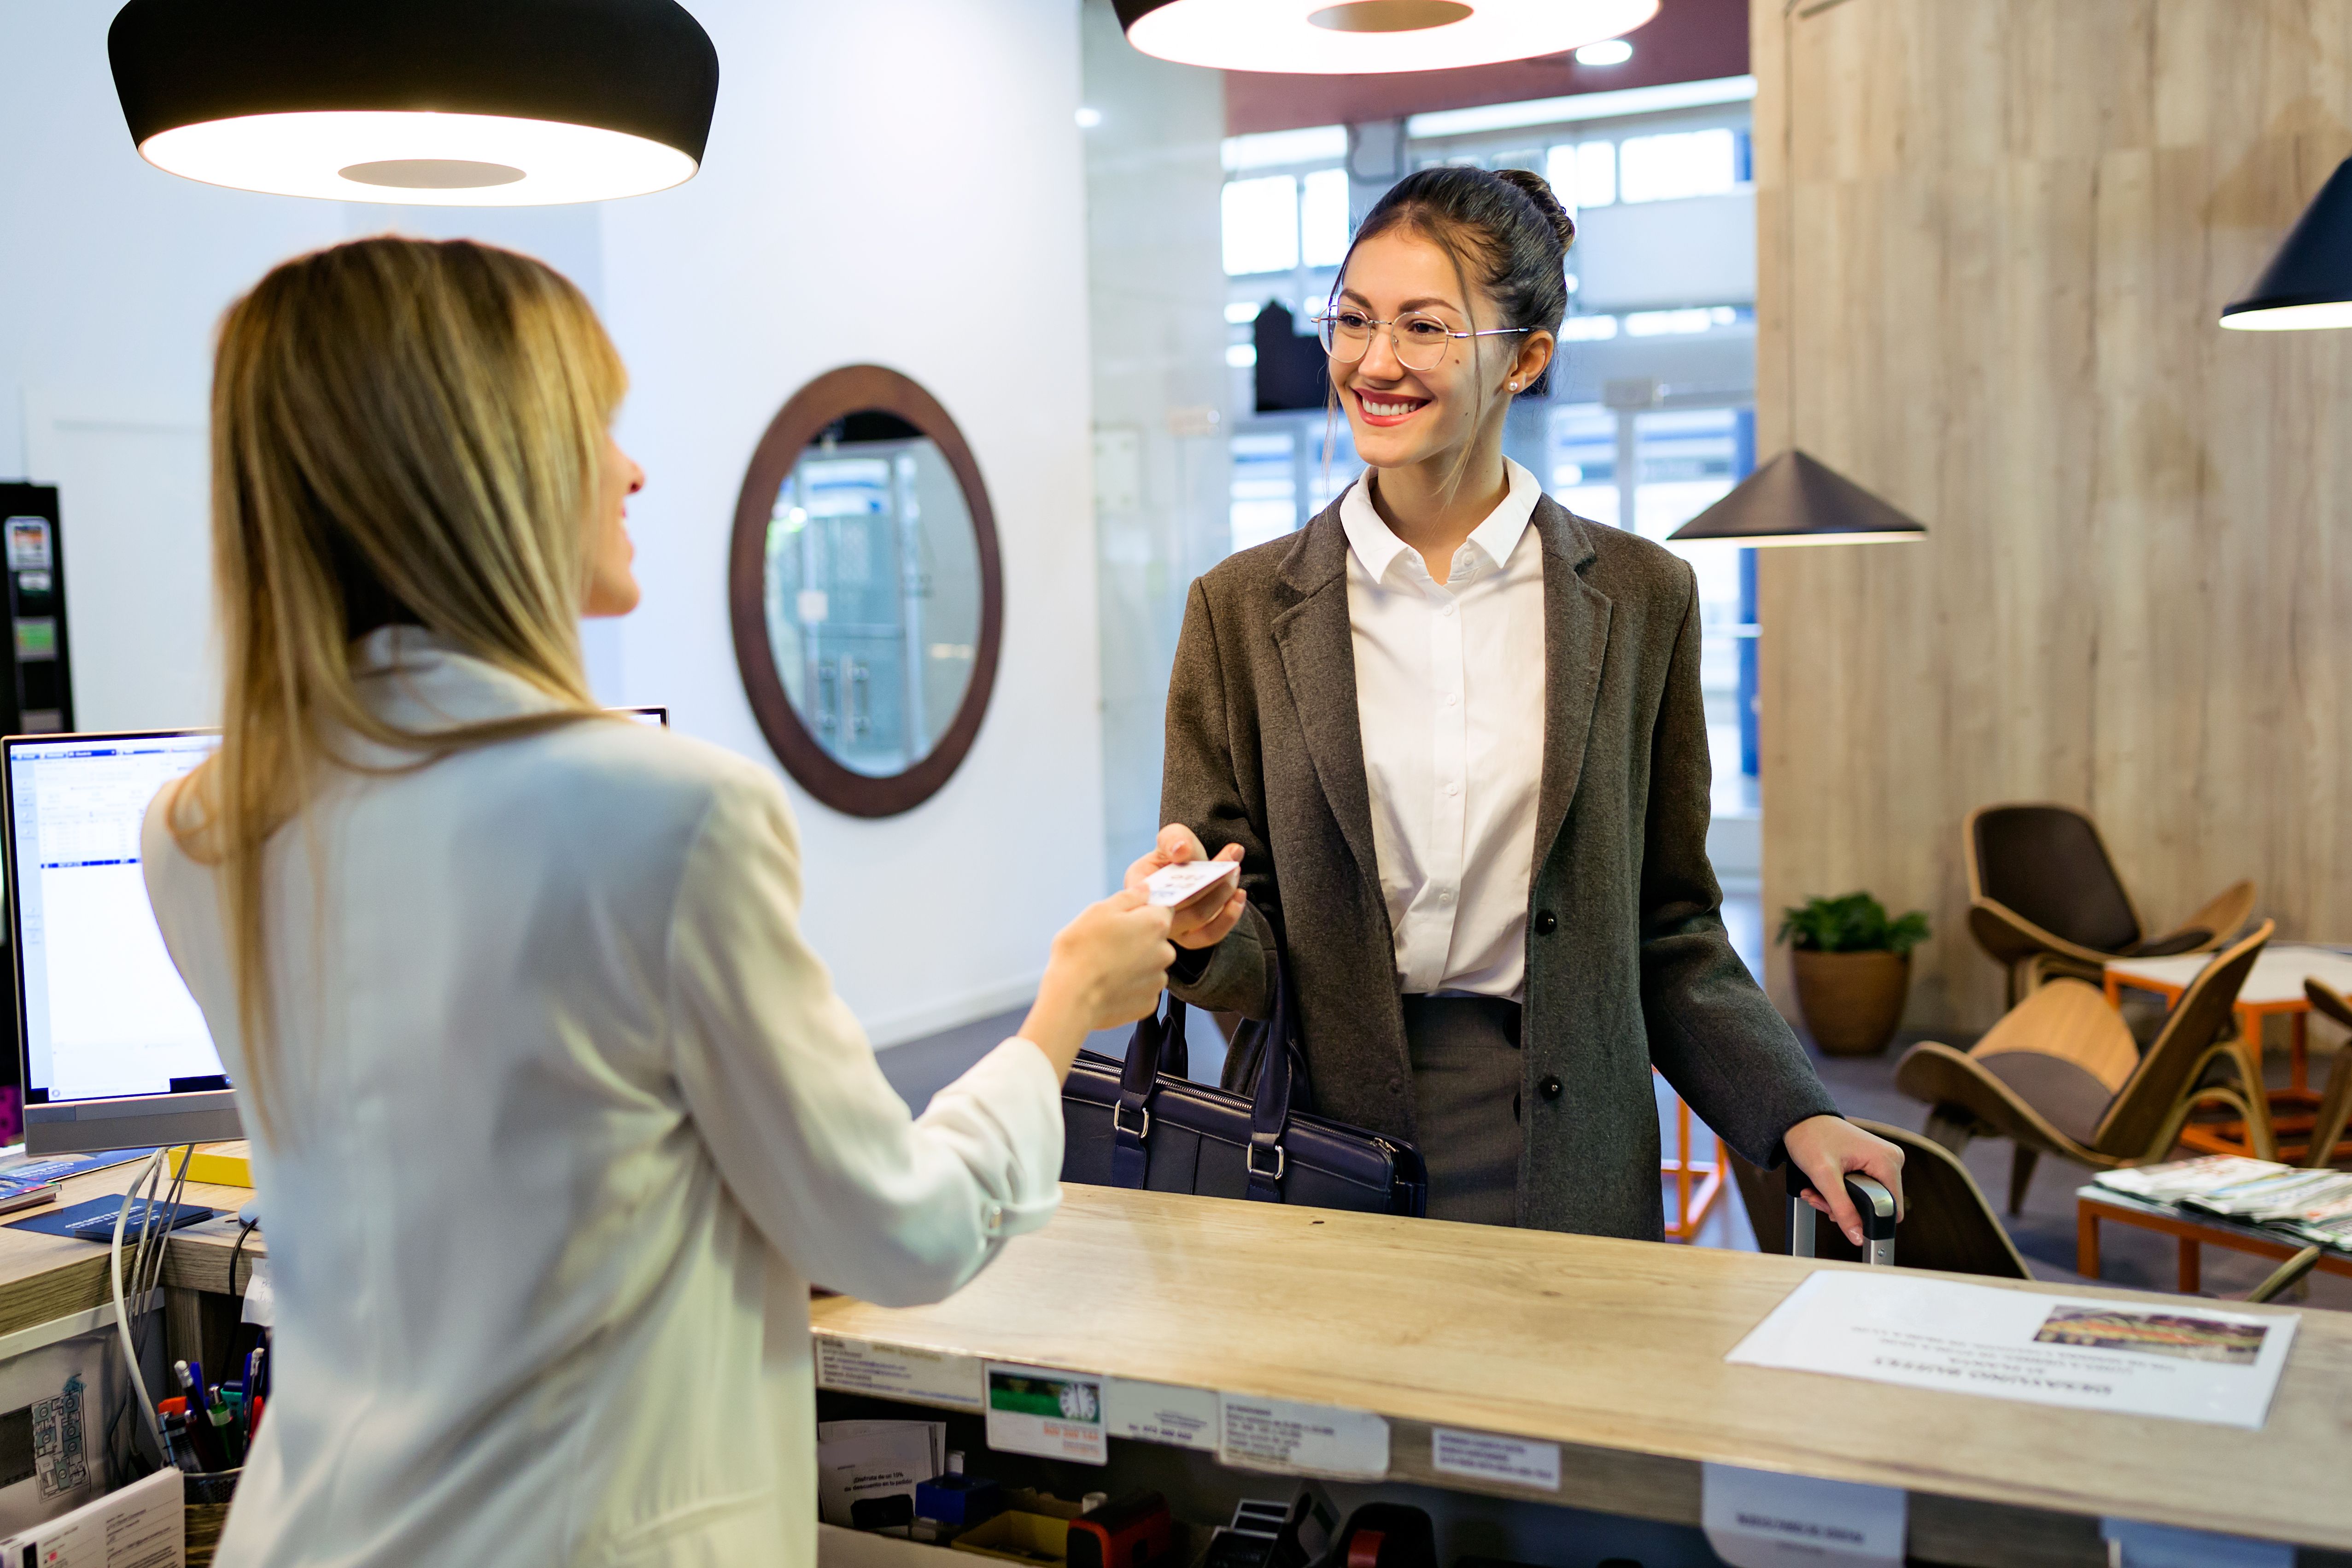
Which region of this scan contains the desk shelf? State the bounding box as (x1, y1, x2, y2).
(812, 1185, 2352, 1568)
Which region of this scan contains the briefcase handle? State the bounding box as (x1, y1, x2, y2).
(1117, 956, 1304, 1202)
(1784, 1162, 1898, 1266)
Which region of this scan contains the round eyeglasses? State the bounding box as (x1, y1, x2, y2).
(1314, 308, 1531, 373)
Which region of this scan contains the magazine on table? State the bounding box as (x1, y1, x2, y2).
(2092, 1155, 2288, 1202)
(2179, 1169, 2352, 1223)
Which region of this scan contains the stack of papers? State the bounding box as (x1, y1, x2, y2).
(2093, 1156, 2288, 1202)
(2095, 1156, 2352, 1253)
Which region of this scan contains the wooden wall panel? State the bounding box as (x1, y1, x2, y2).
(1755, 0, 2352, 1031)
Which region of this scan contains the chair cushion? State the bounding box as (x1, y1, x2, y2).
(1974, 806, 2141, 953)
(2131, 928, 2210, 958)
(1977, 1053, 2115, 1146)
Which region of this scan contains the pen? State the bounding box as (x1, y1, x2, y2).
(174, 1362, 225, 1471)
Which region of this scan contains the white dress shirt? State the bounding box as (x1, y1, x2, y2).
(143, 629, 1064, 1568)
(1342, 459, 1548, 1000)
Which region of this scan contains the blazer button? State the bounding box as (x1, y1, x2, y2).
(1539, 1075, 1564, 1101)
(1533, 910, 1558, 935)
(1388, 1076, 1403, 1094)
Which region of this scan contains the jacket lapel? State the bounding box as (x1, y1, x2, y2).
(1269, 502, 1386, 917)
(1532, 497, 1612, 873)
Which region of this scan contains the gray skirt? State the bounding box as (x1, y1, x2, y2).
(1401, 994, 1525, 1226)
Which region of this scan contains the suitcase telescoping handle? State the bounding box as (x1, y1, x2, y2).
(1784, 1163, 1898, 1266)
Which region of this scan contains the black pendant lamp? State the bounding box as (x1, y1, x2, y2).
(109, 0, 719, 205)
(1667, 450, 1927, 548)
(1114, 0, 1658, 74)
(2221, 157, 2352, 331)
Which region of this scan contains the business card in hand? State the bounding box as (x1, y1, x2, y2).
(1143, 859, 1240, 908)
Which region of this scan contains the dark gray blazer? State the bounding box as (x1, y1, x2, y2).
(1161, 490, 1838, 1240)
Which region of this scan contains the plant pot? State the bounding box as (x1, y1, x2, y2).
(1791, 949, 1911, 1057)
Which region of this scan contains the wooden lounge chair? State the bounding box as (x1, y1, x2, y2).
(1731, 1119, 2031, 1278)
(2294, 979, 2352, 1169)
(1965, 803, 2256, 1006)
(1896, 922, 2275, 1211)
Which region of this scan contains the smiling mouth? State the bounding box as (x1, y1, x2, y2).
(1354, 390, 1429, 426)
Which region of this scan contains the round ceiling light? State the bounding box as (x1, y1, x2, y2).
(1114, 0, 1659, 73)
(108, 0, 719, 205)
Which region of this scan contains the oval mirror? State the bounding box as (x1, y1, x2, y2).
(729, 366, 1002, 817)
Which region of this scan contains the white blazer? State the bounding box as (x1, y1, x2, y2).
(143, 629, 1065, 1567)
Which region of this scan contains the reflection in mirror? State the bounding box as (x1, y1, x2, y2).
(761, 412, 983, 778)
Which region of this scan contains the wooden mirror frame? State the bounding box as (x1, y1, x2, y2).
(728, 365, 1004, 818)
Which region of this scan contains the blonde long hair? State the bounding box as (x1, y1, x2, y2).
(170, 236, 626, 1134)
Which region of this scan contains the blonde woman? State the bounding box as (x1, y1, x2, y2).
(143, 238, 1176, 1566)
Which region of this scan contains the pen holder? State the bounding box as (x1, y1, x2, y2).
(185, 1469, 240, 1568)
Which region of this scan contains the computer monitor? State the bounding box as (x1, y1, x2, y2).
(5, 730, 239, 1153)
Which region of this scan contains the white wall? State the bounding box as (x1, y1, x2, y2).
(0, 3, 347, 729)
(0, 0, 1105, 1046)
(597, 0, 1106, 1042)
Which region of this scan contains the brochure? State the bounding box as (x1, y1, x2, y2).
(1726, 1271, 2297, 1430)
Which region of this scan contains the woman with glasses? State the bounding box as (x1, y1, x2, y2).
(1134, 166, 1903, 1242)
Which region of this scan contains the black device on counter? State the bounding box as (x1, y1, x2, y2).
(0, 485, 74, 736)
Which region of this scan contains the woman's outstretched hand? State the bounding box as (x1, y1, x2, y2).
(1123, 824, 1248, 951)
(1019, 892, 1175, 1079)
(1783, 1115, 1907, 1247)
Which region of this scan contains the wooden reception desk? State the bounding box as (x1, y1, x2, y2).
(812, 1185, 2352, 1567)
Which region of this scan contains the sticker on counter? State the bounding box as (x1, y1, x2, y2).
(1701, 1462, 1905, 1568)
(813, 1334, 984, 1411)
(983, 1362, 1106, 1465)
(1217, 1392, 1388, 1480)
(1430, 1427, 1560, 1491)
(2100, 1519, 2292, 1568)
(1104, 1377, 1217, 1449)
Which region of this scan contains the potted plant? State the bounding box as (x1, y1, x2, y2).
(1778, 892, 1931, 1057)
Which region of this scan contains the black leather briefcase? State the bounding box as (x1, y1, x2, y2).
(1061, 961, 1427, 1217)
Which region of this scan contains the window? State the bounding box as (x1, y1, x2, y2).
(1229, 431, 1298, 553)
(1300, 168, 1351, 268)
(1618, 128, 1744, 204)
(1546, 140, 1615, 212)
(1547, 404, 1619, 527)
(1222, 176, 1299, 275)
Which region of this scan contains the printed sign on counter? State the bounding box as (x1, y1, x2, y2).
(2100, 1518, 2293, 1568)
(1217, 1392, 1388, 1480)
(1430, 1428, 1561, 1491)
(1701, 1462, 1906, 1568)
(813, 1334, 984, 1411)
(1103, 1377, 1217, 1450)
(984, 1362, 1107, 1465)
(1726, 1272, 2298, 1430)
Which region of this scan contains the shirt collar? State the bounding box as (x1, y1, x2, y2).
(1340, 457, 1543, 584)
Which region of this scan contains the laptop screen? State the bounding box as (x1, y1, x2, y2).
(6, 732, 225, 1105)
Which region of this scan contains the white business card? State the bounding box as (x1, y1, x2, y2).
(1143, 859, 1240, 907)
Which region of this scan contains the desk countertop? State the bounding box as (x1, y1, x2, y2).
(812, 1185, 2352, 1564)
(0, 1159, 260, 1342)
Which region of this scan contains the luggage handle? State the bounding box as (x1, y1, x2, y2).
(1785, 1164, 1897, 1266)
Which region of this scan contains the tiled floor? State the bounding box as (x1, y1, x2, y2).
(876, 887, 2349, 1309)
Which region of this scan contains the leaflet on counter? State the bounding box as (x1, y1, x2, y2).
(1727, 1271, 2296, 1430)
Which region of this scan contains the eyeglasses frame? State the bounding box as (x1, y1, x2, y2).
(1312, 309, 1534, 371)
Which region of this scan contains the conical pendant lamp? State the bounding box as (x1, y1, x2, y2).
(2221, 157, 2352, 330)
(109, 0, 719, 205)
(1666, 450, 1927, 547)
(1114, 0, 1658, 75)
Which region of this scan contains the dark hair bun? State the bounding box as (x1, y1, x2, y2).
(1492, 167, 1575, 252)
